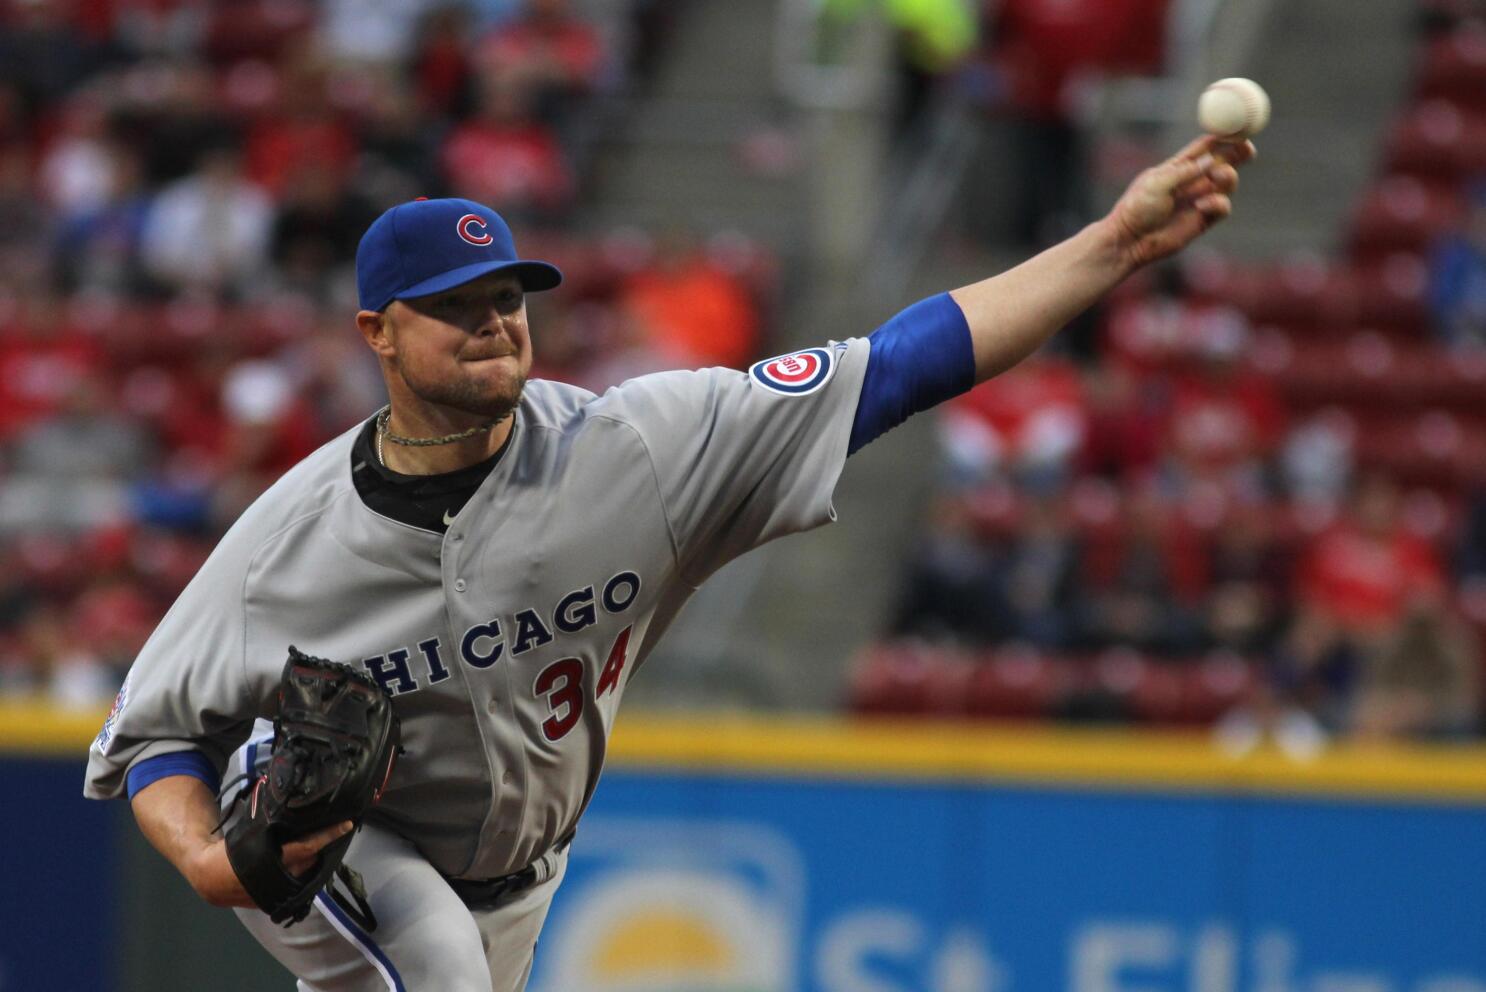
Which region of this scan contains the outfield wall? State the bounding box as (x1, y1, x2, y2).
(4, 704, 1484, 991)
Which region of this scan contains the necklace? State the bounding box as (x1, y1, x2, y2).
(374, 406, 503, 467)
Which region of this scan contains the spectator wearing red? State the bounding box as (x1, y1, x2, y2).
(1081, 484, 1205, 655)
(938, 353, 1086, 489)
(441, 75, 573, 221)
(243, 67, 357, 198)
(1079, 365, 1164, 479)
(0, 292, 106, 439)
(1297, 474, 1445, 635)
(1269, 474, 1445, 729)
(413, 5, 477, 117)
(974, 0, 1169, 246)
(989, 0, 1167, 120)
(1161, 320, 1286, 492)
(474, 0, 608, 106)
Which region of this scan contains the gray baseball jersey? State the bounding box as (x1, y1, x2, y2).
(85, 339, 869, 888)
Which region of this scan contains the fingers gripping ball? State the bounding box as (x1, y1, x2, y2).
(223, 647, 401, 925)
(1198, 78, 1270, 139)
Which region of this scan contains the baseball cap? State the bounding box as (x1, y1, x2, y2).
(355, 198, 563, 312)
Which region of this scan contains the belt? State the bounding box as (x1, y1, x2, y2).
(445, 831, 574, 909)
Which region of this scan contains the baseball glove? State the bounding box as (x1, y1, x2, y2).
(223, 646, 401, 925)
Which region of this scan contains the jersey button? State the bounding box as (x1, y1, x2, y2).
(453, 578, 467, 592)
(502, 771, 513, 785)
(487, 698, 499, 713)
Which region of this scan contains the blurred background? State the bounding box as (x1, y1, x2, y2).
(0, 0, 1483, 988)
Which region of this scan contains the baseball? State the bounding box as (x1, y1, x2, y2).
(1198, 78, 1271, 139)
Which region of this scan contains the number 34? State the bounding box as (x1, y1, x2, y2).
(532, 626, 632, 741)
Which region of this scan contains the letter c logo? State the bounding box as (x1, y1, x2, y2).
(457, 214, 494, 246)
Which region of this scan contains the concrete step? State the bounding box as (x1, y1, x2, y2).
(648, 0, 779, 100)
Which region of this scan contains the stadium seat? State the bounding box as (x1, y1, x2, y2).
(965, 645, 1073, 720)
(846, 642, 968, 718)
(1415, 26, 1486, 108)
(1348, 175, 1464, 261)
(1384, 99, 1486, 181)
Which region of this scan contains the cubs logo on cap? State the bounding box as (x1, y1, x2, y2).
(749, 347, 835, 395)
(457, 214, 495, 246)
(356, 198, 563, 312)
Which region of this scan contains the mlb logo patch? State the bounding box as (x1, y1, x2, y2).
(95, 672, 131, 750)
(749, 347, 834, 396)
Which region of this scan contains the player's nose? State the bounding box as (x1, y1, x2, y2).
(473, 305, 503, 336)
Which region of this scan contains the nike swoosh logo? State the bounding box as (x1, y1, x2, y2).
(442, 509, 457, 526)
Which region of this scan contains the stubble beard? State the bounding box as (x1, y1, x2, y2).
(403, 363, 528, 423)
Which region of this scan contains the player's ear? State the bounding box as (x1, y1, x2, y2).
(356, 309, 396, 358)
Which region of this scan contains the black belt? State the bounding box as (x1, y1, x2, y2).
(445, 832, 574, 909)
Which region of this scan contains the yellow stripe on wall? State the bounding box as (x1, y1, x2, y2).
(608, 713, 1486, 804)
(0, 700, 108, 755)
(6, 700, 1484, 804)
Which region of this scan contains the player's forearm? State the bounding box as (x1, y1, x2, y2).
(951, 215, 1135, 384)
(130, 774, 255, 908)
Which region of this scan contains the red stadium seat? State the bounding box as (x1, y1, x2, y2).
(1345, 254, 1431, 330)
(1232, 255, 1336, 325)
(1348, 175, 1464, 261)
(846, 642, 969, 718)
(1180, 652, 1259, 724)
(1415, 26, 1486, 108)
(1384, 99, 1486, 181)
(1354, 409, 1486, 487)
(966, 645, 1073, 720)
(1126, 652, 1258, 727)
(1123, 659, 1187, 725)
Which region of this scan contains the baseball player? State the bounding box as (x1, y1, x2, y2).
(84, 135, 1251, 991)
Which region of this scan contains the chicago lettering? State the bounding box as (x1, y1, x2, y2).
(359, 570, 641, 697)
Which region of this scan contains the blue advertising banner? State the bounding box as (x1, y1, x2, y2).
(4, 705, 1484, 992)
(0, 757, 115, 992)
(529, 741, 1486, 992)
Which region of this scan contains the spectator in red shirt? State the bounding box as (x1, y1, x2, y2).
(441, 76, 573, 221)
(414, 5, 477, 118)
(243, 68, 357, 198)
(1161, 323, 1285, 494)
(973, 0, 1170, 247)
(1275, 474, 1447, 728)
(1298, 474, 1444, 634)
(1081, 484, 1204, 655)
(474, 0, 608, 110)
(938, 353, 1086, 490)
(0, 291, 105, 439)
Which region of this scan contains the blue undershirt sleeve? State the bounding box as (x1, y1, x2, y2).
(848, 292, 975, 455)
(125, 750, 221, 800)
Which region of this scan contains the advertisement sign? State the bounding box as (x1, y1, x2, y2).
(530, 771, 1486, 992)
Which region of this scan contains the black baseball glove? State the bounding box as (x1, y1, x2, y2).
(222, 646, 401, 925)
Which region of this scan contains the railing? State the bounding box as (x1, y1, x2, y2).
(770, 0, 1278, 306)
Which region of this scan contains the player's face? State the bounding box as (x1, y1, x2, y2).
(384, 273, 533, 420)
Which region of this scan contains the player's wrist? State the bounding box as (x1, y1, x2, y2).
(1090, 212, 1144, 279)
(186, 839, 253, 908)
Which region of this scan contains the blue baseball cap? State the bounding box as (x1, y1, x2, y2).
(355, 198, 563, 312)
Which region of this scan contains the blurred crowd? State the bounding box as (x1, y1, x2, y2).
(855, 1, 1486, 746)
(0, 0, 775, 706)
